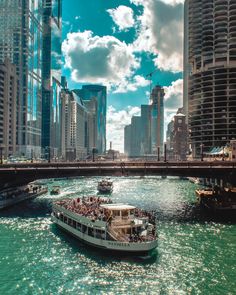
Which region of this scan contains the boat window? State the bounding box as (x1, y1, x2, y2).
(76, 222, 81, 231)
(122, 210, 129, 217)
(68, 218, 72, 226)
(88, 227, 94, 237)
(113, 210, 120, 217)
(82, 224, 87, 233)
(64, 217, 68, 223)
(95, 229, 105, 240)
(72, 220, 76, 228)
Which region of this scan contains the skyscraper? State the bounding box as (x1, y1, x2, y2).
(74, 85, 107, 154)
(140, 105, 152, 155)
(150, 85, 165, 154)
(42, 0, 62, 159)
(124, 125, 131, 156)
(0, 59, 18, 158)
(60, 88, 94, 161)
(185, 0, 236, 157)
(0, 0, 43, 158)
(183, 0, 189, 118)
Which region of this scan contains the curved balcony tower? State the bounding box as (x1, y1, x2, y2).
(186, 0, 236, 157)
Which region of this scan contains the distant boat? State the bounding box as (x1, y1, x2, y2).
(97, 179, 113, 194)
(0, 184, 48, 210)
(196, 187, 236, 211)
(51, 196, 158, 254)
(50, 186, 60, 195)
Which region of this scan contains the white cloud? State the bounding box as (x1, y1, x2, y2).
(131, 0, 184, 73)
(62, 31, 140, 91)
(107, 5, 135, 31)
(114, 75, 149, 93)
(107, 106, 141, 152)
(164, 78, 183, 112)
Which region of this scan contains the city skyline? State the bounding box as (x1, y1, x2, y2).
(62, 0, 185, 151)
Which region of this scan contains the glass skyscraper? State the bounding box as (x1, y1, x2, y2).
(74, 85, 107, 154)
(0, 0, 43, 157)
(42, 0, 62, 159)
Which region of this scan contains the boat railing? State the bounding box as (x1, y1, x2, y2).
(107, 225, 128, 242)
(111, 219, 132, 226)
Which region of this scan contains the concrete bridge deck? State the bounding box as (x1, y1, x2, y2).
(0, 161, 236, 189)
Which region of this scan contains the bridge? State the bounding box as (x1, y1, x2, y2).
(0, 161, 236, 189)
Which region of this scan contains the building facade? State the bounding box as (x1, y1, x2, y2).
(0, 60, 18, 158)
(42, 0, 62, 159)
(185, 0, 236, 157)
(60, 89, 93, 161)
(124, 125, 131, 156)
(75, 85, 107, 154)
(0, 0, 43, 158)
(172, 113, 188, 161)
(140, 105, 152, 155)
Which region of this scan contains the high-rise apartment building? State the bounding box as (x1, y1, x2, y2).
(185, 0, 236, 157)
(42, 0, 62, 159)
(60, 88, 94, 161)
(183, 0, 189, 117)
(0, 59, 18, 158)
(150, 85, 165, 154)
(74, 85, 107, 154)
(0, 0, 43, 158)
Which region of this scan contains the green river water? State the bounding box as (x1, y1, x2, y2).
(0, 177, 235, 295)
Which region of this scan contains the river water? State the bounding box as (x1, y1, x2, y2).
(0, 177, 235, 295)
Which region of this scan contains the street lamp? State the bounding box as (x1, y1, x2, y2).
(31, 149, 33, 163)
(0, 147, 3, 164)
(200, 144, 204, 161)
(92, 148, 97, 162)
(157, 146, 160, 162)
(164, 143, 167, 162)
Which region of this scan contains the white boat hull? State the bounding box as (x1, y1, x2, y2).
(51, 215, 157, 253)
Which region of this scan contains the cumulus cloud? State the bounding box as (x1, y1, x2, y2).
(62, 30, 140, 91)
(107, 5, 135, 31)
(164, 78, 183, 112)
(114, 75, 149, 93)
(107, 106, 141, 152)
(163, 78, 183, 129)
(131, 0, 184, 72)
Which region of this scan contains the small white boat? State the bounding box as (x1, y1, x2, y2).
(97, 179, 113, 194)
(0, 184, 48, 209)
(51, 196, 158, 254)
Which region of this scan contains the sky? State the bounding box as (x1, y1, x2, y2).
(62, 0, 184, 152)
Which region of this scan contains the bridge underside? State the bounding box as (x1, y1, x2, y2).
(0, 165, 236, 190)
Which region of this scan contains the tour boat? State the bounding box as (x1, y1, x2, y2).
(51, 196, 158, 254)
(97, 179, 113, 194)
(50, 186, 60, 195)
(0, 184, 48, 209)
(196, 187, 236, 211)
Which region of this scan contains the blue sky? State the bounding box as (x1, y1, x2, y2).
(62, 0, 184, 151)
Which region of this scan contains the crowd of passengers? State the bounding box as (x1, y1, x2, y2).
(56, 196, 113, 221)
(56, 197, 156, 225)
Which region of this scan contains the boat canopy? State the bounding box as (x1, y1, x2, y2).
(100, 204, 136, 211)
